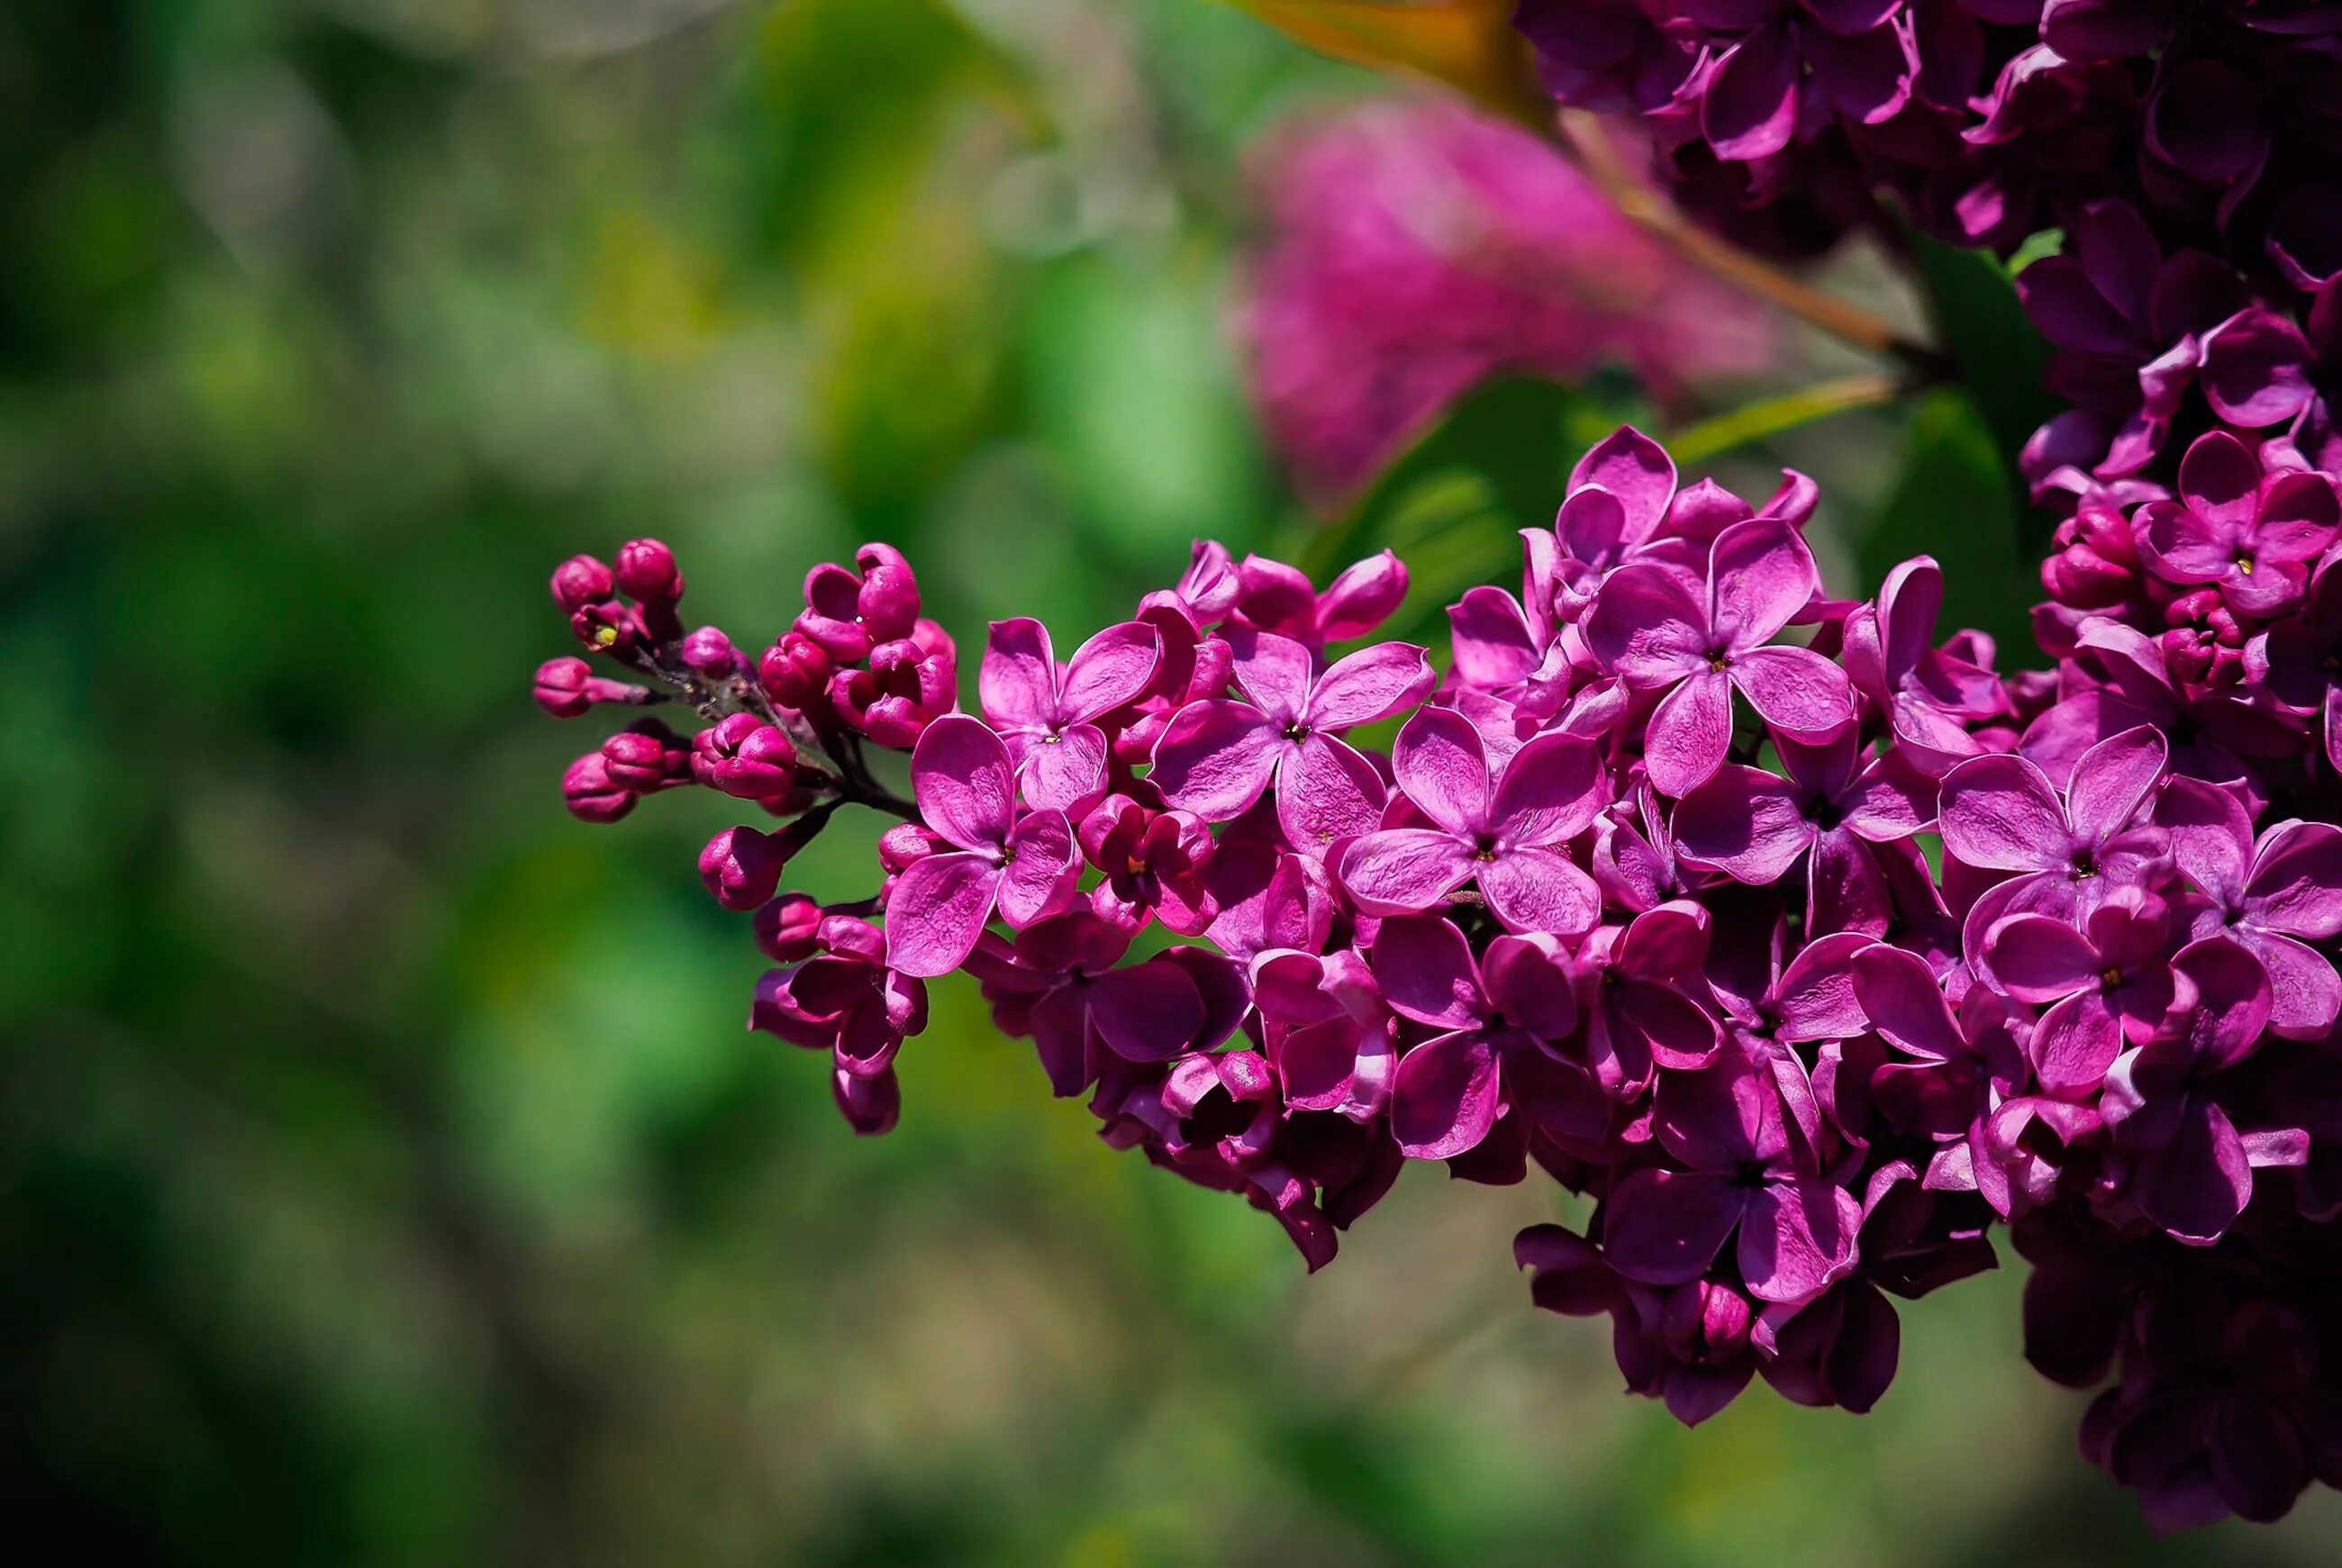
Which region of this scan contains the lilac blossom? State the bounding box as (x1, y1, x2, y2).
(979, 617, 1163, 811)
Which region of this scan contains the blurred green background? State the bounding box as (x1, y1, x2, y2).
(4, 2, 2337, 1564)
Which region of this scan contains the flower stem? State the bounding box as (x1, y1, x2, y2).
(1554, 111, 1946, 375)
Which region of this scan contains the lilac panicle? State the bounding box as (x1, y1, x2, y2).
(529, 422, 2342, 1527)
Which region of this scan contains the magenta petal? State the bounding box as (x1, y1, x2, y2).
(884, 851, 1001, 978)
(1339, 829, 1478, 915)
(1939, 753, 2070, 872)
(2201, 309, 2316, 428)
(1602, 1168, 1742, 1285)
(1448, 586, 1540, 690)
(1481, 845, 1602, 938)
(1390, 1031, 1502, 1159)
(1087, 962, 1207, 1062)
(1371, 913, 1487, 1030)
(1774, 930, 1874, 1042)
(2030, 991, 2125, 1096)
(1482, 935, 1579, 1039)
(1673, 765, 1811, 884)
(1703, 21, 1801, 162)
(910, 715, 1018, 852)
(1277, 733, 1390, 851)
(2241, 929, 2342, 1039)
(1229, 630, 1314, 720)
(1490, 730, 1605, 847)
(1729, 645, 1853, 738)
(2065, 725, 2167, 843)
(1021, 722, 1111, 813)
(1852, 944, 1964, 1059)
(1568, 426, 1677, 541)
(1983, 913, 2102, 1002)
(1148, 700, 1282, 820)
(998, 810, 1080, 928)
(2134, 1102, 2252, 1245)
(2245, 820, 2342, 938)
(1644, 671, 1735, 798)
(1392, 706, 1492, 834)
(1710, 518, 1820, 651)
(1275, 1016, 1368, 1112)
(1738, 1180, 1861, 1304)
(1307, 641, 1435, 729)
(1585, 564, 1711, 685)
(1058, 620, 1161, 723)
(978, 618, 1058, 732)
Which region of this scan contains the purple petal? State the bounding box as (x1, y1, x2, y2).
(1852, 943, 1964, 1059)
(1277, 733, 1390, 852)
(2244, 819, 2342, 938)
(1739, 1178, 1861, 1304)
(1058, 621, 1162, 724)
(1774, 930, 1874, 1042)
(1673, 765, 1812, 884)
(1703, 21, 1801, 163)
(1317, 549, 1408, 642)
(1482, 845, 1603, 938)
(1711, 517, 1821, 653)
(2030, 990, 2125, 1096)
(2156, 776, 2252, 909)
(910, 715, 1018, 853)
(1021, 721, 1111, 813)
(2133, 1101, 2252, 1244)
(2201, 308, 2316, 428)
(1482, 934, 1580, 1040)
(1088, 960, 1207, 1062)
(1938, 753, 2071, 872)
(1729, 646, 1854, 738)
(1228, 630, 1314, 720)
(979, 618, 1058, 730)
(884, 851, 1001, 978)
(2066, 724, 2168, 845)
(1490, 730, 1605, 847)
(1585, 565, 1711, 685)
(1567, 426, 1677, 543)
(1339, 829, 1477, 915)
(1391, 705, 1492, 835)
(1643, 670, 1736, 798)
(1148, 701, 1282, 821)
(1306, 641, 1435, 730)
(1810, 829, 1893, 939)
(1983, 913, 2102, 1002)
(1390, 1031, 1502, 1159)
(2239, 929, 2342, 1039)
(1371, 912, 1487, 1030)
(1602, 1168, 1742, 1286)
(998, 810, 1080, 928)
(1448, 585, 1541, 690)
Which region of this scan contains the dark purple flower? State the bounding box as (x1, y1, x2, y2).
(2157, 776, 2342, 1038)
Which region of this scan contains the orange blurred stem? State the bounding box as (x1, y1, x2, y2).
(1667, 372, 1907, 466)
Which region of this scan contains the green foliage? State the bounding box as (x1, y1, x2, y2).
(1905, 230, 2062, 552)
(1860, 388, 2042, 663)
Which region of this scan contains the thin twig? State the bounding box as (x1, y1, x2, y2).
(1554, 111, 1946, 375)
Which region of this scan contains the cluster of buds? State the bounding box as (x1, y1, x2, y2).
(533, 425, 2342, 1527)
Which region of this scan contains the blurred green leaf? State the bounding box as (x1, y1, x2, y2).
(1221, 0, 1545, 125)
(1904, 230, 2060, 552)
(1859, 388, 2039, 663)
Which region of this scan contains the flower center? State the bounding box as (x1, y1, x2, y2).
(1708, 651, 1731, 674)
(2234, 554, 2254, 576)
(1284, 721, 1310, 742)
(1474, 834, 1498, 862)
(2098, 965, 2123, 992)
(2071, 849, 2097, 878)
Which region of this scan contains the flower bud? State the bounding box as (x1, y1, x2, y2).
(571, 600, 643, 655)
(797, 561, 874, 662)
(831, 1064, 900, 1136)
(534, 657, 595, 717)
(754, 892, 826, 963)
(878, 821, 950, 874)
(562, 752, 636, 824)
(614, 538, 683, 604)
(700, 826, 791, 911)
(680, 626, 740, 679)
(550, 555, 615, 613)
(759, 632, 834, 716)
(603, 721, 692, 792)
(692, 712, 800, 799)
(854, 542, 921, 643)
(831, 638, 953, 748)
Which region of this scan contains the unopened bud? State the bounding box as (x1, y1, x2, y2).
(563, 753, 637, 824)
(680, 626, 740, 679)
(854, 542, 921, 643)
(614, 538, 683, 604)
(603, 721, 692, 792)
(551, 555, 615, 614)
(692, 712, 800, 799)
(754, 892, 826, 963)
(760, 632, 834, 715)
(700, 826, 790, 911)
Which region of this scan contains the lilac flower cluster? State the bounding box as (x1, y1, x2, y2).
(532, 424, 2342, 1527)
(1238, 100, 1772, 499)
(1513, 4, 2342, 504)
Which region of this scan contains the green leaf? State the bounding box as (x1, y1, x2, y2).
(1859, 388, 2040, 665)
(1903, 229, 2061, 553)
